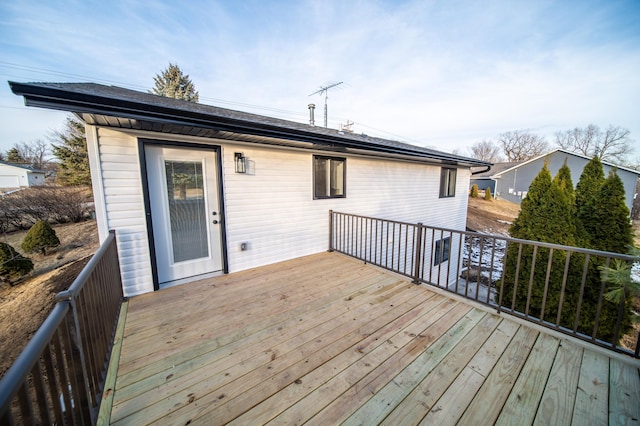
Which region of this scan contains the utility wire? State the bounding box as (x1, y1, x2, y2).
(0, 62, 424, 147)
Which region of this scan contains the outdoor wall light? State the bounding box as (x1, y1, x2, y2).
(234, 152, 247, 174)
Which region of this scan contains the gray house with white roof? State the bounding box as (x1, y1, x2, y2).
(476, 149, 639, 212)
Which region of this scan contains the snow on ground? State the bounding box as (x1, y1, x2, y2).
(462, 234, 506, 282)
(447, 278, 497, 305)
(457, 233, 639, 305)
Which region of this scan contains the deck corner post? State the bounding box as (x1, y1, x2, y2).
(412, 223, 423, 284)
(328, 210, 334, 252)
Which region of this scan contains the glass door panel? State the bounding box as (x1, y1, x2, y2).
(165, 160, 208, 262)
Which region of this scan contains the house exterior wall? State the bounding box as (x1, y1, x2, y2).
(495, 152, 639, 212)
(87, 126, 471, 297)
(0, 164, 44, 188)
(26, 172, 45, 186)
(469, 177, 495, 193)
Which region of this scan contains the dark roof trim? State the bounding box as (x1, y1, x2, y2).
(9, 81, 491, 168)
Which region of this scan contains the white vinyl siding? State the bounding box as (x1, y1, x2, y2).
(88, 127, 153, 296)
(88, 126, 471, 296)
(0, 164, 45, 188)
(225, 146, 470, 276)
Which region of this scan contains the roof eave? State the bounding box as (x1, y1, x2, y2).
(10, 81, 491, 168)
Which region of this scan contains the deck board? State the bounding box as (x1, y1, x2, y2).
(108, 252, 640, 425)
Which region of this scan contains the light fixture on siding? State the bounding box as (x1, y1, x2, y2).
(234, 152, 246, 174)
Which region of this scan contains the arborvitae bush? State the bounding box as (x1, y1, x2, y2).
(21, 220, 60, 255)
(591, 169, 633, 254)
(501, 162, 630, 343)
(484, 186, 492, 200)
(470, 184, 479, 198)
(574, 163, 634, 342)
(575, 156, 605, 246)
(0, 242, 33, 284)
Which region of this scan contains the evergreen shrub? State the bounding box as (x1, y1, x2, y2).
(484, 186, 492, 200)
(22, 220, 60, 255)
(0, 242, 33, 284)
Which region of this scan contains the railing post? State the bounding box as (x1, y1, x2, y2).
(57, 294, 96, 424)
(412, 223, 423, 284)
(328, 210, 334, 252)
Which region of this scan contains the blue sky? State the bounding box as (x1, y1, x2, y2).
(1, 0, 639, 157)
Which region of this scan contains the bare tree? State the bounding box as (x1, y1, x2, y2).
(555, 124, 633, 164)
(5, 140, 50, 170)
(469, 140, 503, 162)
(497, 130, 549, 162)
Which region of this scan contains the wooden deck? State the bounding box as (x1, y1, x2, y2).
(102, 252, 640, 425)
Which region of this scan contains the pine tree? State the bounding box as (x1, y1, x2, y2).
(22, 220, 60, 255)
(6, 147, 24, 164)
(51, 117, 91, 186)
(150, 63, 199, 102)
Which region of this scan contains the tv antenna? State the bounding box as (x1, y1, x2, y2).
(309, 81, 343, 128)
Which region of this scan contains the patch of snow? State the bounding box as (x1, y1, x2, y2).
(462, 235, 506, 282)
(448, 279, 497, 305)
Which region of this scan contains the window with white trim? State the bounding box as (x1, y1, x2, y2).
(313, 156, 346, 199)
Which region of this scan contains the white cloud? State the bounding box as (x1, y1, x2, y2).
(1, 0, 638, 157)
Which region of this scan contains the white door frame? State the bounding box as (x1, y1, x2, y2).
(140, 139, 228, 290)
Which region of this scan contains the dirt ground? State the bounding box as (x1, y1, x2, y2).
(0, 220, 99, 378)
(466, 194, 521, 235)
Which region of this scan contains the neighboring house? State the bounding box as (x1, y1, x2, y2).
(469, 162, 520, 195)
(11, 82, 490, 297)
(0, 161, 46, 189)
(473, 149, 640, 212)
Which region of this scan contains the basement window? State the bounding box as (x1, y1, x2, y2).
(439, 168, 457, 198)
(434, 237, 451, 265)
(314, 156, 346, 199)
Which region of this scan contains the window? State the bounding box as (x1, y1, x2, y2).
(439, 167, 457, 198)
(314, 156, 346, 199)
(434, 237, 451, 265)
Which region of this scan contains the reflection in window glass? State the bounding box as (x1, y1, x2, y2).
(314, 156, 346, 199)
(434, 237, 451, 265)
(439, 168, 457, 198)
(165, 161, 208, 263)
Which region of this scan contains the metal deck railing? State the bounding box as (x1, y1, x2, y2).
(0, 230, 123, 424)
(329, 211, 639, 358)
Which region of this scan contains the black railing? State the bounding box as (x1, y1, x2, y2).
(0, 230, 123, 424)
(329, 211, 640, 358)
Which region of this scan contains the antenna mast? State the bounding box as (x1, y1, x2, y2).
(309, 81, 343, 128)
